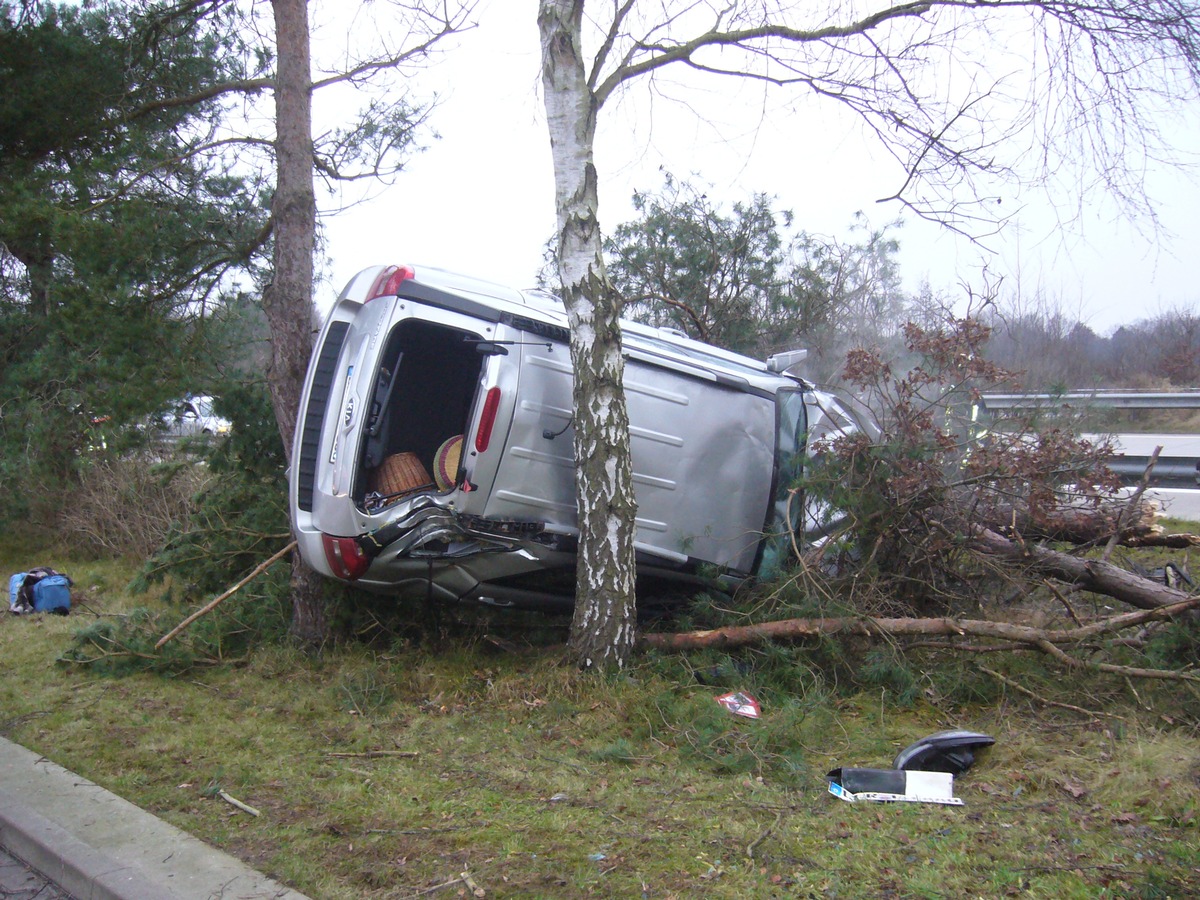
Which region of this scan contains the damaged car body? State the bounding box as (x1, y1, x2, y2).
(289, 264, 873, 611)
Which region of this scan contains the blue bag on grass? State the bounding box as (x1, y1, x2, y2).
(32, 574, 71, 612)
(8, 568, 71, 614)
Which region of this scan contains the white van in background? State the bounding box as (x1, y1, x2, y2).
(289, 264, 872, 611)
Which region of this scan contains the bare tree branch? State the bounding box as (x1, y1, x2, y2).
(577, 0, 1200, 232)
(640, 593, 1200, 681)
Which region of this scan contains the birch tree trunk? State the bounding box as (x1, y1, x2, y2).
(267, 0, 329, 645)
(539, 0, 638, 670)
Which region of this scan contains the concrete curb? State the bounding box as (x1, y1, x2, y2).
(0, 736, 309, 900)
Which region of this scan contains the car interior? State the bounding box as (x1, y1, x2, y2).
(357, 319, 483, 508)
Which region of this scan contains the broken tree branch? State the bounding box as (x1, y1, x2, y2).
(218, 790, 260, 816)
(982, 498, 1161, 546)
(155, 541, 297, 649)
(1122, 532, 1200, 549)
(976, 664, 1126, 720)
(746, 810, 785, 860)
(967, 526, 1192, 611)
(324, 750, 420, 759)
(639, 595, 1200, 680)
(642, 593, 1200, 650)
(1103, 446, 1162, 562)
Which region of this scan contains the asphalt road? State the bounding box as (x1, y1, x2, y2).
(1093, 433, 1200, 457)
(1084, 432, 1199, 515)
(0, 844, 74, 899)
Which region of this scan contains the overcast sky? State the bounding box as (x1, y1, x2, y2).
(314, 1, 1200, 336)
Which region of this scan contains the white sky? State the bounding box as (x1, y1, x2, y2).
(314, 1, 1200, 336)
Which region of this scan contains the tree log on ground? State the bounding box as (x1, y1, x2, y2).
(1122, 532, 1200, 549)
(639, 596, 1200, 680)
(640, 519, 1197, 678)
(967, 526, 1194, 611)
(980, 499, 1161, 545)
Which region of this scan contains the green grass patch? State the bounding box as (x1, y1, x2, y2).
(1, 542, 1198, 898)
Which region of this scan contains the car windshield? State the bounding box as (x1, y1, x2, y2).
(757, 389, 807, 579)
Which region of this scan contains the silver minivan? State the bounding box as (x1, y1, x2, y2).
(289, 264, 870, 610)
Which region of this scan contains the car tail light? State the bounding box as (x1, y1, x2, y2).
(322, 534, 370, 580)
(365, 265, 415, 302)
(475, 387, 502, 453)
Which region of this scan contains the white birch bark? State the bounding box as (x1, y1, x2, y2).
(539, 0, 638, 670)
(532, 0, 1200, 668)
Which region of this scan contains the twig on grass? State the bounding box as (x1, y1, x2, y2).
(155, 541, 296, 649)
(325, 750, 420, 759)
(365, 827, 466, 834)
(1045, 580, 1084, 628)
(414, 870, 484, 897)
(217, 790, 260, 816)
(413, 876, 463, 896)
(906, 640, 1032, 653)
(1034, 637, 1198, 682)
(977, 665, 1125, 721)
(1124, 676, 1151, 710)
(461, 870, 485, 898)
(746, 810, 785, 860)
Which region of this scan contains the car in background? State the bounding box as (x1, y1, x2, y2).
(161, 395, 231, 440)
(289, 264, 875, 611)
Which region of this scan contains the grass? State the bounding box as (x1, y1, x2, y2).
(2, 533, 1198, 898)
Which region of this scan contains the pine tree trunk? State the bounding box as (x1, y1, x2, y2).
(287, 555, 330, 645)
(267, 0, 327, 644)
(264, 0, 315, 456)
(539, 0, 638, 670)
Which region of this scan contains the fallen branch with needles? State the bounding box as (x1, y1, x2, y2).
(155, 541, 296, 649)
(640, 594, 1200, 681)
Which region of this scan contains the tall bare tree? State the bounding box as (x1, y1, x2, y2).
(266, 0, 326, 640)
(538, 0, 1200, 670)
(265, 0, 315, 469)
(541, 0, 639, 670)
(227, 0, 472, 641)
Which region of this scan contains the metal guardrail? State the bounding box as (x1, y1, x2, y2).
(1105, 456, 1199, 489)
(977, 393, 1200, 488)
(979, 391, 1200, 411)
(1090, 436, 1199, 489)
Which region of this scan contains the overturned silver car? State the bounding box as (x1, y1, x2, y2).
(289, 264, 871, 610)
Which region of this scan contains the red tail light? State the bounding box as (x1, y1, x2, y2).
(475, 387, 502, 453)
(322, 534, 370, 580)
(365, 265, 415, 302)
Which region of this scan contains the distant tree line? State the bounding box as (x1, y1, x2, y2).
(981, 301, 1200, 391)
(602, 177, 1199, 394)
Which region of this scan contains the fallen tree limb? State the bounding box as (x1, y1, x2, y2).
(1121, 533, 1200, 549)
(967, 526, 1193, 611)
(155, 541, 297, 649)
(641, 594, 1200, 650)
(325, 750, 420, 759)
(981, 499, 1161, 545)
(638, 595, 1200, 680)
(1103, 446, 1161, 562)
(1031, 637, 1190, 681)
